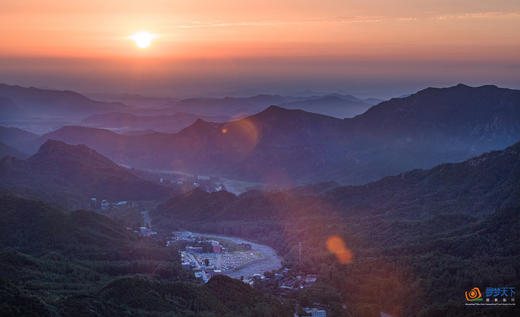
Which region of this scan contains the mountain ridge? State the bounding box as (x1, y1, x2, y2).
(7, 84, 520, 186)
(0, 140, 173, 206)
(154, 140, 520, 226)
(0, 83, 128, 119)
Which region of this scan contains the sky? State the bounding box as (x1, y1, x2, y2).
(1, 0, 519, 98)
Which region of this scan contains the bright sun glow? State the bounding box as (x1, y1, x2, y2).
(129, 31, 157, 48)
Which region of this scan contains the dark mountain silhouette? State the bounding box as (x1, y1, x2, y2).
(0, 83, 127, 119)
(163, 94, 293, 116)
(81, 111, 228, 133)
(0, 142, 27, 159)
(321, 83, 520, 183)
(33, 126, 173, 169)
(348, 84, 520, 146)
(156, 93, 377, 118)
(30, 107, 348, 182)
(324, 140, 520, 218)
(16, 84, 520, 185)
(281, 94, 374, 118)
(154, 141, 520, 226)
(0, 196, 145, 257)
(0, 126, 39, 148)
(87, 92, 175, 108)
(0, 96, 26, 120)
(0, 140, 172, 205)
(0, 196, 291, 316)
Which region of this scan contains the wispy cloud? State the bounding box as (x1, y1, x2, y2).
(176, 16, 386, 29)
(177, 21, 288, 29)
(436, 11, 520, 20)
(175, 11, 520, 30)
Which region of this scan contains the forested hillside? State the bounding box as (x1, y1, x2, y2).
(0, 196, 292, 316)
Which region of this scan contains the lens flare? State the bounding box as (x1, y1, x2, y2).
(219, 118, 259, 155)
(326, 235, 353, 264)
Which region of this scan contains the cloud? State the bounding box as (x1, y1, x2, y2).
(176, 16, 388, 29)
(175, 11, 520, 30)
(436, 11, 520, 20)
(177, 21, 288, 29)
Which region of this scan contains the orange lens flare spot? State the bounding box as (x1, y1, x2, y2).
(326, 236, 344, 253)
(326, 236, 353, 264)
(221, 128, 228, 134)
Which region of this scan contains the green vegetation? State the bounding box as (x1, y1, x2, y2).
(156, 200, 520, 316)
(0, 196, 292, 316)
(153, 143, 520, 316)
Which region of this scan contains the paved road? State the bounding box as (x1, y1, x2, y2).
(141, 210, 151, 227)
(184, 251, 209, 282)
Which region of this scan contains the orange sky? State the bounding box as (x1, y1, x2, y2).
(2, 0, 519, 59)
(1, 0, 519, 97)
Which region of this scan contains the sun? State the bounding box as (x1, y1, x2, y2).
(129, 31, 158, 48)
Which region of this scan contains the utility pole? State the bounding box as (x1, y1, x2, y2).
(298, 241, 302, 265)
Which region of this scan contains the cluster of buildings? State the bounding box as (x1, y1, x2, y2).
(137, 226, 157, 237)
(170, 232, 265, 284)
(167, 231, 328, 316)
(158, 175, 226, 192)
(169, 231, 195, 242)
(169, 232, 227, 282)
(278, 272, 318, 290)
(126, 225, 157, 238)
(167, 232, 223, 252)
(90, 197, 131, 211)
(184, 240, 222, 253)
(301, 307, 327, 317)
(240, 268, 318, 295)
(180, 251, 224, 283)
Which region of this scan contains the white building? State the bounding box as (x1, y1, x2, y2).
(101, 200, 110, 210)
(302, 307, 326, 317)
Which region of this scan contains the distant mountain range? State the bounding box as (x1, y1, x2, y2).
(154, 140, 520, 226)
(325, 140, 520, 218)
(0, 126, 38, 149)
(0, 83, 127, 119)
(155, 93, 377, 118)
(96, 92, 377, 119)
(1, 83, 379, 136)
(0, 142, 27, 159)
(280, 94, 378, 118)
(2, 84, 519, 186)
(79, 92, 375, 133)
(0, 140, 172, 207)
(81, 111, 229, 134)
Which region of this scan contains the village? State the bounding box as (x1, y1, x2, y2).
(87, 200, 328, 317)
(167, 231, 264, 283)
